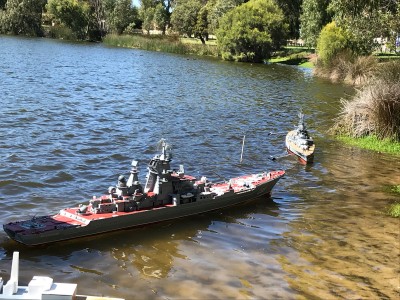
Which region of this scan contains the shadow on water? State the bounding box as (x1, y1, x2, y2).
(0, 196, 288, 298)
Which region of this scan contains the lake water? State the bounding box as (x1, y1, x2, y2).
(0, 36, 399, 299)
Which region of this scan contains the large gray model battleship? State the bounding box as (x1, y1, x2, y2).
(3, 140, 285, 246)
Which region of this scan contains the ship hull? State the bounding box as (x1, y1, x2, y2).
(4, 174, 283, 246)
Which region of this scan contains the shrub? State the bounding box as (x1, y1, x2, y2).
(47, 24, 77, 40)
(332, 60, 400, 141)
(316, 22, 348, 66)
(216, 0, 288, 63)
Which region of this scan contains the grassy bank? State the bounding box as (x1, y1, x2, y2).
(337, 135, 400, 155)
(268, 47, 315, 68)
(103, 34, 218, 57)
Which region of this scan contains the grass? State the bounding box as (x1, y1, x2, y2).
(103, 34, 218, 57)
(337, 135, 400, 155)
(387, 185, 400, 218)
(268, 47, 315, 68)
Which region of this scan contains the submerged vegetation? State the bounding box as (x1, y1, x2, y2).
(387, 185, 400, 218)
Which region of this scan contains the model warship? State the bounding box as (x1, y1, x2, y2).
(285, 112, 315, 164)
(3, 140, 285, 246)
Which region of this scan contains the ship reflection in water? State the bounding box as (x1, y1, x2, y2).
(1, 196, 285, 299)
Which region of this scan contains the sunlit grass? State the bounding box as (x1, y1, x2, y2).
(103, 34, 218, 56)
(268, 50, 314, 68)
(337, 135, 400, 154)
(180, 37, 217, 46)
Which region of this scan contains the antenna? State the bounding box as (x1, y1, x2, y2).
(240, 135, 245, 164)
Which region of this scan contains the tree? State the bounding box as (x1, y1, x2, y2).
(139, 0, 173, 34)
(300, 0, 331, 47)
(276, 0, 302, 39)
(87, 0, 106, 40)
(47, 0, 90, 40)
(193, 5, 209, 43)
(170, 0, 202, 38)
(328, 0, 398, 55)
(216, 0, 288, 63)
(0, 0, 46, 36)
(316, 21, 348, 66)
(103, 0, 138, 34)
(207, 0, 244, 34)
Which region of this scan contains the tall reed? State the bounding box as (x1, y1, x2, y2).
(103, 34, 218, 57)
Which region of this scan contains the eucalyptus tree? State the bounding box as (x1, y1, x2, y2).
(328, 0, 399, 55)
(170, 0, 204, 39)
(216, 0, 288, 63)
(300, 0, 331, 48)
(276, 0, 302, 39)
(207, 0, 244, 34)
(103, 0, 138, 34)
(47, 0, 90, 40)
(140, 0, 173, 34)
(0, 0, 46, 36)
(87, 0, 106, 39)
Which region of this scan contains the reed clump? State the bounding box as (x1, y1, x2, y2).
(331, 60, 400, 141)
(103, 34, 218, 57)
(314, 51, 379, 85)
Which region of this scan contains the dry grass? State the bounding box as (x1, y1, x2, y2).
(314, 52, 378, 85)
(331, 60, 400, 141)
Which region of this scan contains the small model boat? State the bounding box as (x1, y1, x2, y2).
(285, 112, 315, 164)
(3, 139, 285, 246)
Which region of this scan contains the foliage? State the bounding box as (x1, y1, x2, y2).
(153, 3, 168, 34)
(332, 60, 400, 141)
(47, 0, 90, 40)
(275, 0, 301, 39)
(216, 0, 288, 63)
(207, 0, 243, 34)
(0, 0, 45, 36)
(300, 0, 331, 48)
(193, 5, 208, 44)
(170, 0, 202, 38)
(103, 0, 138, 34)
(139, 0, 172, 34)
(86, 0, 106, 41)
(47, 23, 77, 40)
(328, 0, 399, 56)
(316, 22, 348, 66)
